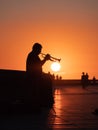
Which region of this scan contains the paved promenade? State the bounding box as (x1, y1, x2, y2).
(52, 85, 98, 129)
(0, 85, 98, 129)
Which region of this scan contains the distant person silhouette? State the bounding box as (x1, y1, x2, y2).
(26, 43, 54, 108)
(92, 76, 96, 86)
(85, 73, 89, 86)
(81, 72, 89, 89)
(81, 72, 86, 89)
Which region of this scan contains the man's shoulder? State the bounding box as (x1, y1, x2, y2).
(28, 51, 34, 57)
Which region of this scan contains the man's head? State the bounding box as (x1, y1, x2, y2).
(32, 43, 42, 54)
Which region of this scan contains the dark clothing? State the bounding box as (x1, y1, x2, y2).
(26, 50, 54, 108)
(26, 51, 42, 77)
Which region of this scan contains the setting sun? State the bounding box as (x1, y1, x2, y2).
(51, 62, 61, 72)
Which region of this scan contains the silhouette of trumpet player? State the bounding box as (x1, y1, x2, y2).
(26, 43, 54, 108)
(26, 43, 50, 76)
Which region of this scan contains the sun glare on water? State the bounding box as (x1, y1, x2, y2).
(51, 62, 61, 72)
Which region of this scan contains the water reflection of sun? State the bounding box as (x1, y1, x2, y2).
(54, 89, 62, 115)
(54, 88, 69, 115)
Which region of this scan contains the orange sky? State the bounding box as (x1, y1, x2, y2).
(0, 0, 98, 79)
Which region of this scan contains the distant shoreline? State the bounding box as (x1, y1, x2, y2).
(0, 69, 98, 86)
(53, 79, 98, 86)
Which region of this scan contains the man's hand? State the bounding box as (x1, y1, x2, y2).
(44, 54, 51, 60)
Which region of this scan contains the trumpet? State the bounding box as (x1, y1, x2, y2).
(41, 53, 61, 62)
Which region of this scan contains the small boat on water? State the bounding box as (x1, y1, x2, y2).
(0, 69, 54, 114)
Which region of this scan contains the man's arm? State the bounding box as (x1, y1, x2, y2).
(41, 54, 50, 65)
